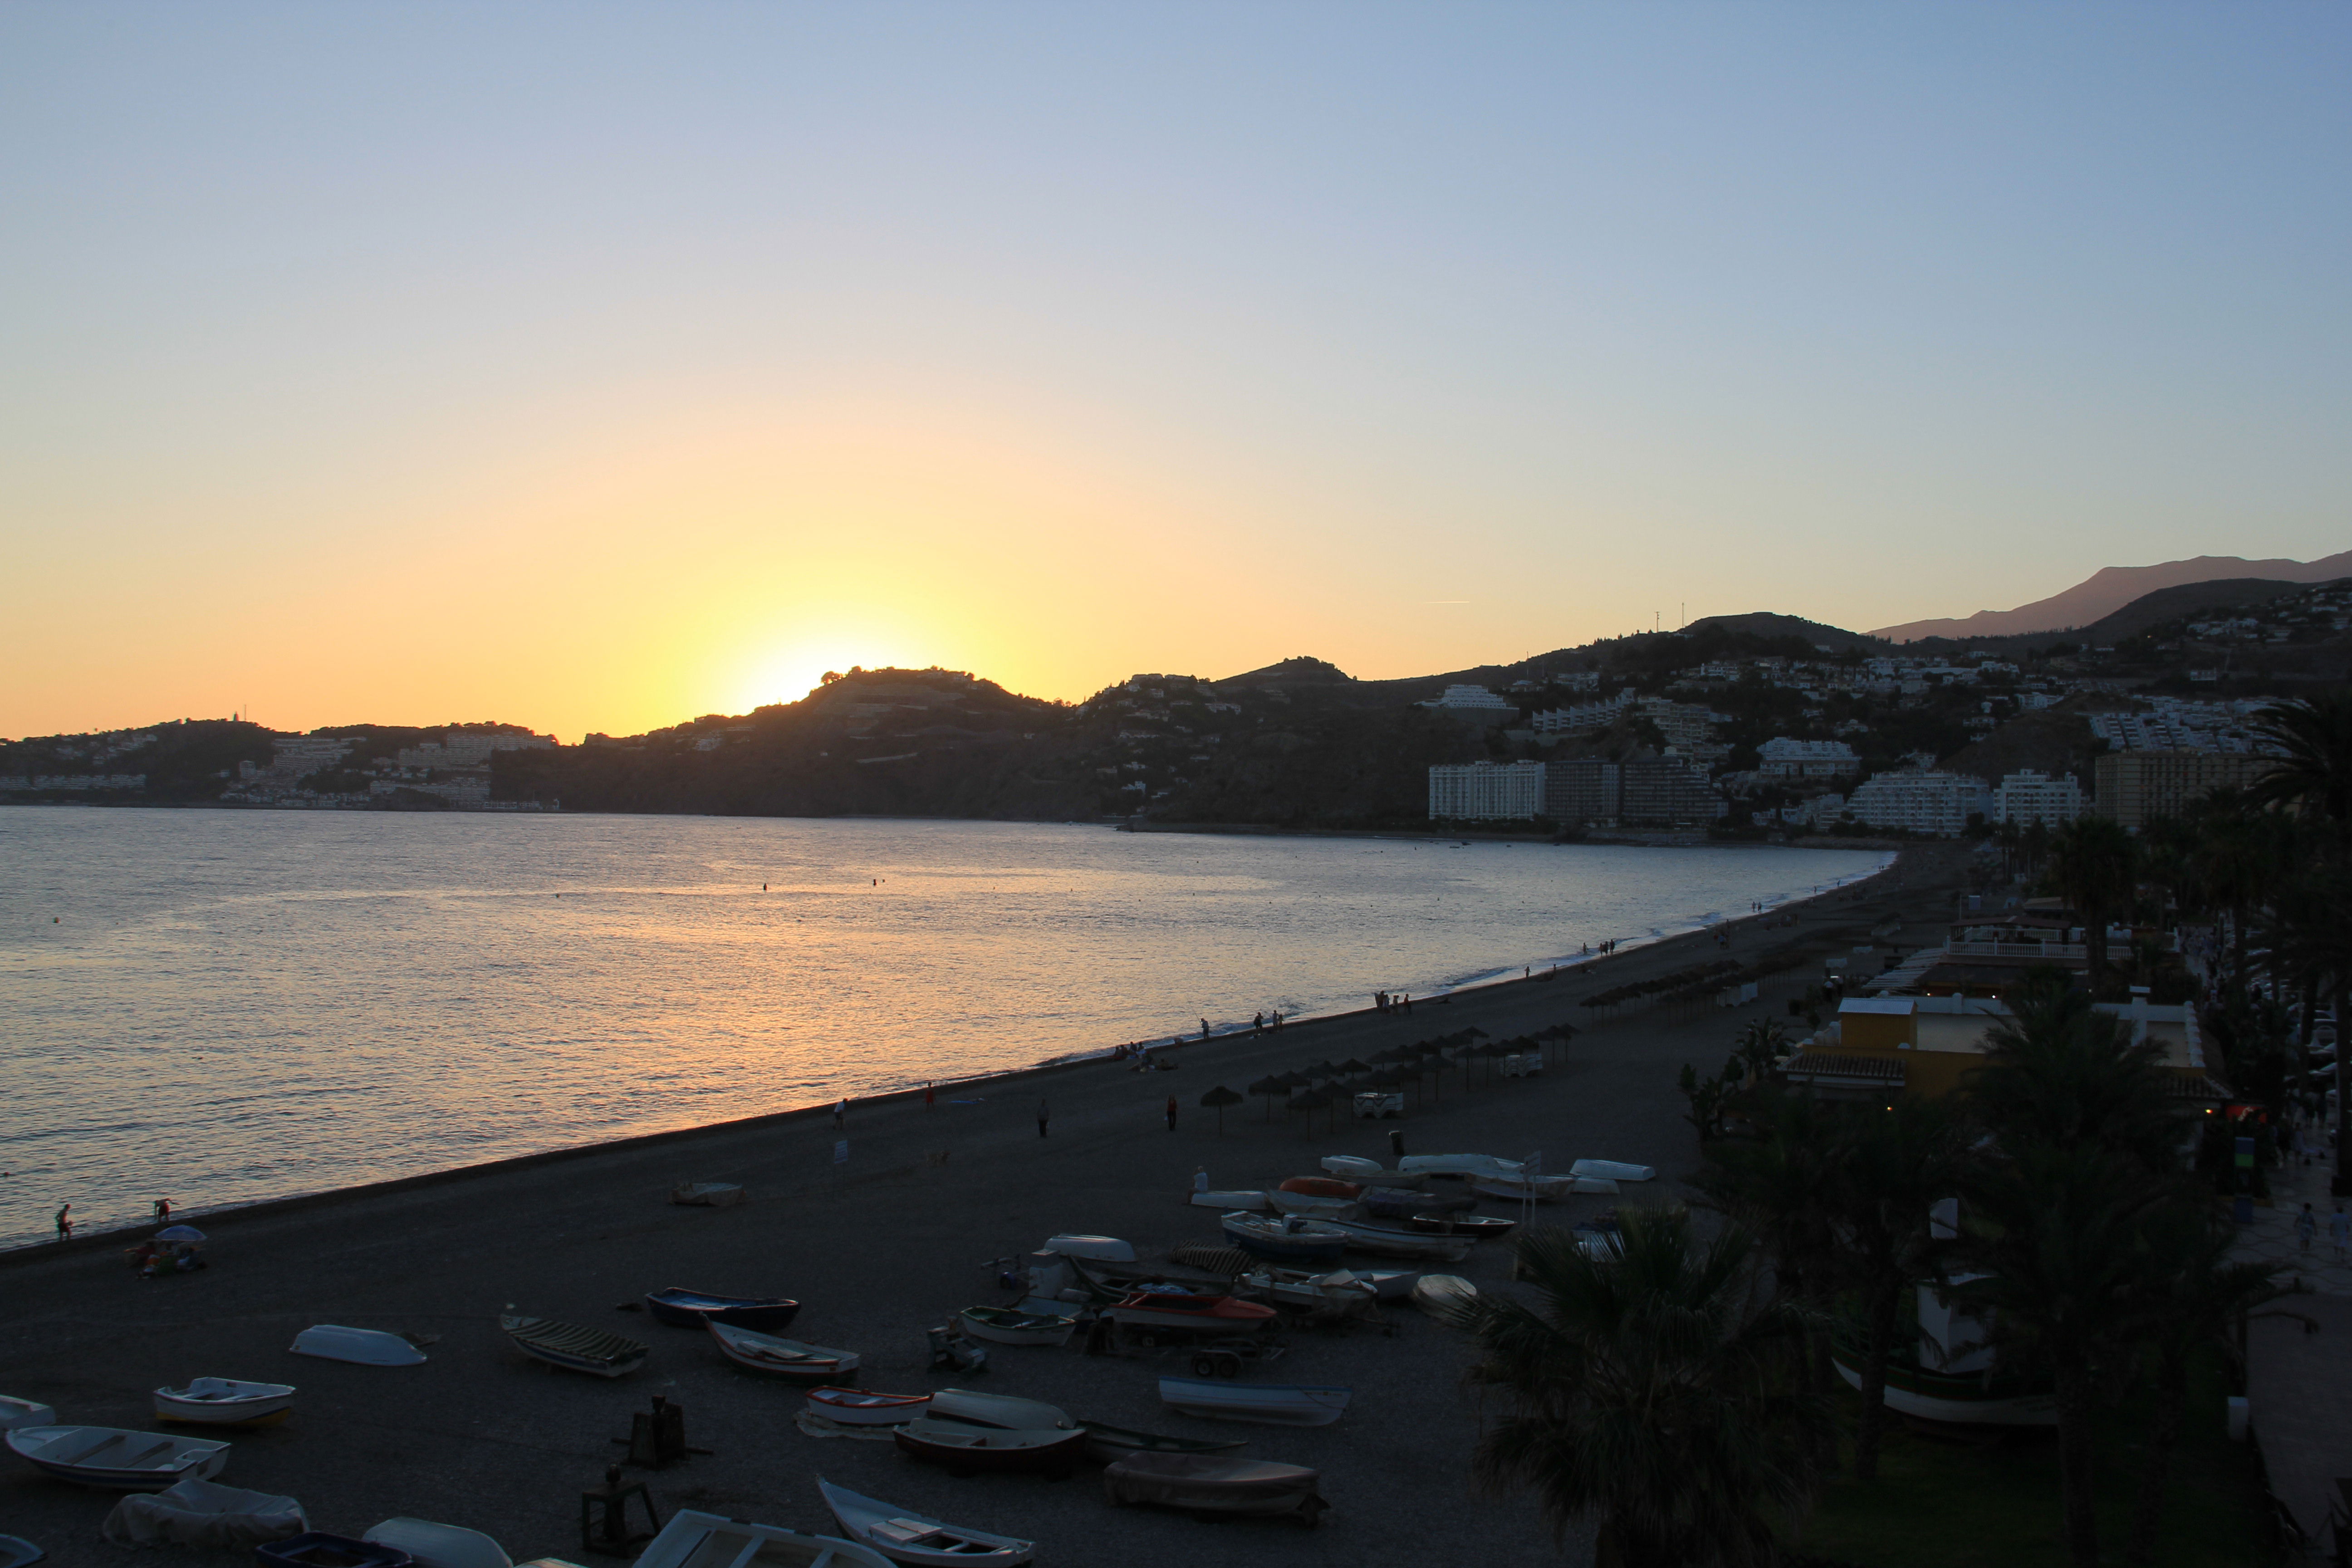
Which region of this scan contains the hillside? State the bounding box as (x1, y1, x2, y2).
(1872, 550, 2352, 642)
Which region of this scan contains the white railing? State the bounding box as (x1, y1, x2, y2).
(1945, 941, 2086, 960)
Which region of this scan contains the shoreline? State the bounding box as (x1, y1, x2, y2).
(4, 843, 1916, 1266)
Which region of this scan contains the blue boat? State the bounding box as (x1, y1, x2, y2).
(258, 1535, 413, 1568)
(1219, 1212, 1348, 1264)
(644, 1288, 801, 1332)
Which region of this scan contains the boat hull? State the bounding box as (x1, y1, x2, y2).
(1078, 1422, 1249, 1465)
(806, 1388, 929, 1426)
(152, 1379, 297, 1426)
(1102, 1452, 1326, 1524)
(1831, 1353, 2057, 1427)
(1220, 1216, 1348, 1264)
(708, 1323, 858, 1384)
(634, 1507, 892, 1568)
(1156, 1378, 1350, 1427)
(5, 1426, 229, 1490)
(927, 1389, 1073, 1431)
(644, 1290, 800, 1333)
(818, 1479, 1034, 1568)
(894, 1420, 1087, 1476)
(501, 1315, 648, 1378)
(956, 1308, 1076, 1347)
(1406, 1212, 1514, 1239)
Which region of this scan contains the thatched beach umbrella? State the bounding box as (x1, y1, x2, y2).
(1371, 1045, 1417, 1067)
(1286, 1085, 1336, 1134)
(1200, 1084, 1244, 1137)
(1338, 1058, 1372, 1075)
(1466, 1038, 1509, 1086)
(1248, 1074, 1287, 1121)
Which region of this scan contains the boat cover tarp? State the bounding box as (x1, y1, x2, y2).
(1102, 1453, 1324, 1520)
(103, 1479, 306, 1548)
(1570, 1159, 1655, 1182)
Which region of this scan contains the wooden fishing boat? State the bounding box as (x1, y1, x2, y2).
(500, 1315, 647, 1378)
(632, 1507, 889, 1568)
(1262, 1188, 1361, 1221)
(360, 1519, 512, 1568)
(643, 1288, 801, 1333)
(926, 1388, 1074, 1431)
(0, 1537, 40, 1568)
(805, 1387, 929, 1426)
(1358, 1269, 1421, 1301)
(1398, 1153, 1523, 1180)
(1316, 1154, 1392, 1181)
(817, 1479, 1033, 1567)
(152, 1378, 296, 1426)
(1235, 1267, 1378, 1318)
(707, 1321, 859, 1384)
(1324, 1218, 1472, 1262)
(1156, 1377, 1351, 1427)
(1106, 1289, 1278, 1339)
(1076, 1421, 1247, 1465)
(1040, 1235, 1133, 1262)
(956, 1306, 1076, 1348)
(667, 1182, 746, 1207)
(1406, 1212, 1515, 1240)
(1186, 1189, 1267, 1210)
(288, 1325, 425, 1366)
(5, 1426, 229, 1490)
(1361, 1185, 1467, 1219)
(1277, 1176, 1361, 1200)
(1220, 1212, 1348, 1263)
(1471, 1175, 1580, 1203)
(1411, 1275, 1479, 1320)
(1102, 1452, 1327, 1525)
(893, 1417, 1087, 1477)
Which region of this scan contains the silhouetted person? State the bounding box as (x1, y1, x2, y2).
(833, 1098, 848, 1131)
(153, 1198, 171, 1223)
(1165, 1095, 1178, 1132)
(55, 1205, 71, 1240)
(924, 1082, 935, 1110)
(1200, 1018, 1210, 1041)
(1036, 1099, 1050, 1138)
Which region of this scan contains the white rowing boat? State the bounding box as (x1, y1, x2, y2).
(1412, 1274, 1479, 1321)
(956, 1306, 1075, 1348)
(707, 1321, 860, 1383)
(633, 1507, 890, 1568)
(1570, 1159, 1655, 1182)
(806, 1387, 929, 1426)
(6, 1426, 229, 1490)
(818, 1479, 1033, 1567)
(1156, 1377, 1350, 1426)
(363, 1518, 511, 1568)
(1323, 1218, 1472, 1261)
(926, 1388, 1074, 1431)
(1187, 1189, 1267, 1210)
(152, 1379, 296, 1426)
(289, 1326, 425, 1366)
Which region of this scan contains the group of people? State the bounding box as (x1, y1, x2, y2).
(1374, 991, 1414, 1014)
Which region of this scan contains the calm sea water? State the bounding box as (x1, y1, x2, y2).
(0, 810, 1886, 1247)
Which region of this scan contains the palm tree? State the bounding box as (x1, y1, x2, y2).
(2249, 691, 2352, 833)
(1950, 1144, 2174, 1568)
(1826, 1095, 1969, 1483)
(1455, 1208, 1828, 1568)
(2120, 1205, 2281, 1568)
(1692, 1088, 1846, 1469)
(1965, 967, 2182, 1172)
(2046, 816, 2138, 995)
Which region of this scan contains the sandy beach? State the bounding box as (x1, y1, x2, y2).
(0, 844, 1963, 1568)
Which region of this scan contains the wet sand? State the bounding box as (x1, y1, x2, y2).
(0, 845, 1962, 1568)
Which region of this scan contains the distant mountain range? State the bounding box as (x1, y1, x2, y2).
(1871, 551, 2352, 643)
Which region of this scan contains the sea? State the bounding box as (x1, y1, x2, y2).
(0, 809, 1887, 1248)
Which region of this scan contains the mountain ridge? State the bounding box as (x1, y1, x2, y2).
(1871, 551, 2352, 642)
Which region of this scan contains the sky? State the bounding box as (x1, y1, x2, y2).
(5, 3, 2348, 741)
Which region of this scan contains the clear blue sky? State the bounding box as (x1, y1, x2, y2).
(4, 3, 2347, 736)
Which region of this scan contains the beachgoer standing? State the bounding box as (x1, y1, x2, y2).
(1036, 1099, 1050, 1138)
(924, 1083, 935, 1111)
(55, 1205, 71, 1240)
(153, 1197, 171, 1223)
(1165, 1095, 1178, 1132)
(1253, 1012, 1264, 1035)
(2298, 1203, 2318, 1254)
(2331, 1204, 2349, 1263)
(833, 1098, 848, 1131)
(1200, 1018, 1210, 1041)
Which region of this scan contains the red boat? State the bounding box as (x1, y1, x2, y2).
(1277, 1176, 1362, 1200)
(1106, 1290, 1278, 1341)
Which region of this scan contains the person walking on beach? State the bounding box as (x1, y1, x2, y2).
(1253, 1012, 1264, 1036)
(833, 1098, 848, 1131)
(54, 1205, 71, 1240)
(1200, 1018, 1210, 1041)
(2331, 1204, 2349, 1264)
(1165, 1094, 1178, 1132)
(2297, 1202, 2318, 1254)
(924, 1082, 935, 1111)
(153, 1197, 171, 1223)
(1036, 1099, 1051, 1138)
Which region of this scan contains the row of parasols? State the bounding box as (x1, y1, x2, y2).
(1192, 1023, 1582, 1132)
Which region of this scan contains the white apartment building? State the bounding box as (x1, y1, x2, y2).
(1845, 771, 1993, 838)
(1757, 737, 1860, 779)
(1531, 690, 1635, 735)
(1992, 769, 2083, 828)
(1428, 760, 1547, 821)
(1418, 685, 1519, 725)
